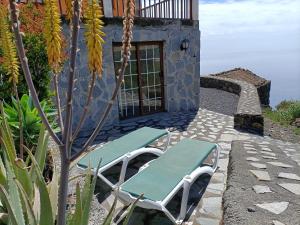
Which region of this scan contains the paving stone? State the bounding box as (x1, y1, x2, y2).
(199, 197, 223, 219)
(252, 185, 272, 194)
(278, 183, 300, 195)
(207, 183, 225, 192)
(246, 157, 260, 162)
(272, 220, 286, 225)
(217, 158, 229, 172)
(250, 170, 271, 181)
(255, 202, 289, 214)
(262, 156, 277, 160)
(196, 217, 220, 225)
(247, 151, 257, 154)
(261, 147, 272, 152)
(261, 151, 276, 157)
(278, 172, 300, 181)
(267, 162, 293, 168)
(250, 163, 267, 169)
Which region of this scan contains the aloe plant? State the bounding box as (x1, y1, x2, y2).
(0, 103, 139, 224)
(1, 94, 57, 150)
(3, 0, 137, 224)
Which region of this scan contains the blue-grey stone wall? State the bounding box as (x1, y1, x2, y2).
(59, 19, 200, 132)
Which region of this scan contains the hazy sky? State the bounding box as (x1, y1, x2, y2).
(199, 0, 300, 106)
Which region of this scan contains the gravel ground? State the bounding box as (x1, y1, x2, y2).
(199, 87, 239, 116)
(264, 117, 300, 144)
(224, 141, 300, 225)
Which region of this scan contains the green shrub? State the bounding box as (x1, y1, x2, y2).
(0, 34, 51, 103)
(264, 100, 300, 128)
(2, 94, 57, 150)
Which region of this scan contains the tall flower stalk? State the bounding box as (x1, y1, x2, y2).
(44, 0, 64, 133)
(0, 6, 24, 158)
(7, 0, 135, 224)
(72, 0, 105, 139)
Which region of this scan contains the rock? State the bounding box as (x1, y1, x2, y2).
(252, 185, 272, 194)
(278, 172, 300, 181)
(247, 207, 256, 212)
(292, 118, 300, 127)
(267, 162, 293, 168)
(255, 202, 289, 214)
(250, 170, 271, 181)
(278, 183, 300, 195)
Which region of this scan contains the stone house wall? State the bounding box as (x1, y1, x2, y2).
(59, 18, 200, 132)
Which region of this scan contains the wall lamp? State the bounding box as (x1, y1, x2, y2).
(180, 39, 190, 51)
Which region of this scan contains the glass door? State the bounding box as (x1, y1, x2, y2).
(113, 42, 164, 119)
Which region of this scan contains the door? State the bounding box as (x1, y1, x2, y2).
(113, 42, 164, 119)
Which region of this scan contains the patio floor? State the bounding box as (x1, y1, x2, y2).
(60, 91, 300, 225)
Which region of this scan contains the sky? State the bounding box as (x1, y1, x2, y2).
(198, 0, 300, 107)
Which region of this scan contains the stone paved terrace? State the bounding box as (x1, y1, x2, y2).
(201, 76, 264, 135)
(61, 91, 300, 225)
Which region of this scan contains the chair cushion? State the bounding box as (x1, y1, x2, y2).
(77, 127, 168, 169)
(121, 138, 216, 202)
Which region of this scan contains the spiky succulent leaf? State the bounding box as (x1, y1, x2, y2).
(85, 0, 105, 77)
(24, 147, 53, 225)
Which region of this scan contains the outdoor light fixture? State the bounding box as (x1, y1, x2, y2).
(180, 39, 190, 51)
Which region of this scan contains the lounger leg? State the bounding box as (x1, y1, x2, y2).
(179, 177, 192, 222)
(177, 166, 215, 223)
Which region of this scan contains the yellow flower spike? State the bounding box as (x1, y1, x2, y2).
(65, 0, 73, 21)
(44, 0, 62, 73)
(84, 0, 105, 77)
(0, 6, 19, 84)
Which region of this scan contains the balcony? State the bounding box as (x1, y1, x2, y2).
(110, 0, 198, 20)
(7, 0, 198, 21)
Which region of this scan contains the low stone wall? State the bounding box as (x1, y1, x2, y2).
(200, 76, 264, 135)
(208, 68, 271, 106)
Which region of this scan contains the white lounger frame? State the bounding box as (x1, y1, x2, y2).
(77, 130, 171, 189)
(117, 144, 221, 224)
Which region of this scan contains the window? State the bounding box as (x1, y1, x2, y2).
(113, 42, 164, 119)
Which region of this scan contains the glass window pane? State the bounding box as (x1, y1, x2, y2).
(154, 72, 161, 85)
(147, 47, 154, 58)
(154, 46, 160, 58)
(140, 47, 147, 59)
(148, 73, 155, 86)
(155, 85, 162, 98)
(154, 59, 160, 72)
(131, 61, 137, 74)
(132, 75, 139, 89)
(124, 76, 131, 89)
(147, 60, 154, 73)
(141, 87, 148, 100)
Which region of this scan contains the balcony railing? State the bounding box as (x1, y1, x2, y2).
(112, 0, 196, 20)
(6, 0, 197, 21)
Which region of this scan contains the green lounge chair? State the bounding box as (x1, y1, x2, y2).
(77, 127, 171, 188)
(117, 138, 220, 224)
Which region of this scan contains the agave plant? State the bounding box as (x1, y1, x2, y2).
(1, 94, 57, 150)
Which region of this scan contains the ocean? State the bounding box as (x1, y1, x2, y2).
(199, 0, 300, 107)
